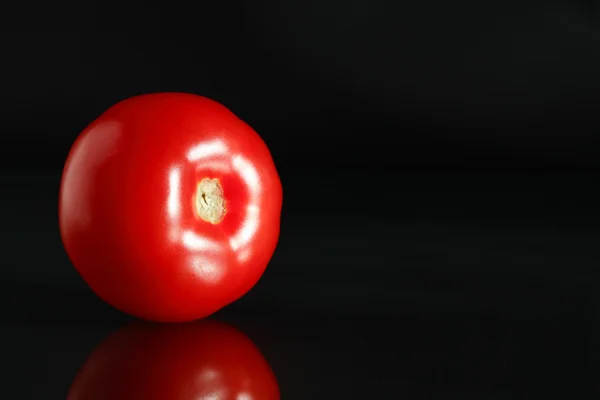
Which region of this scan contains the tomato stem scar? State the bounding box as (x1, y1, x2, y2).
(195, 178, 226, 224)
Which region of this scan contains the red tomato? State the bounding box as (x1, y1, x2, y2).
(59, 93, 282, 322)
(67, 320, 280, 400)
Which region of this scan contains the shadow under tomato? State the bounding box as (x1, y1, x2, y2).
(67, 319, 280, 400)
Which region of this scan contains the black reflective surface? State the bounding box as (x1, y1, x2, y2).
(2, 310, 596, 398)
(2, 172, 598, 399)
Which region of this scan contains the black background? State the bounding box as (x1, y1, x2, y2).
(1, 0, 599, 398)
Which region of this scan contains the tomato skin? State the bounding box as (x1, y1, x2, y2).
(59, 93, 282, 322)
(67, 320, 280, 400)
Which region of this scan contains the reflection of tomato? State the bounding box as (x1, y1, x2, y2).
(67, 320, 280, 400)
(59, 93, 282, 322)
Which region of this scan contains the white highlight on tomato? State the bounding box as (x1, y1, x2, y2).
(194, 159, 232, 172)
(188, 255, 225, 284)
(182, 230, 221, 252)
(167, 167, 181, 219)
(232, 154, 260, 196)
(194, 367, 228, 399)
(236, 248, 252, 263)
(186, 139, 228, 161)
(229, 205, 259, 252)
(229, 155, 261, 260)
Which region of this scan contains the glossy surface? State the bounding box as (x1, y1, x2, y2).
(67, 320, 280, 400)
(59, 93, 283, 322)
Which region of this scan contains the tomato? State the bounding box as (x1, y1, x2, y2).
(59, 93, 283, 322)
(67, 320, 280, 400)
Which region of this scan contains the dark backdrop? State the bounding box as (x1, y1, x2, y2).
(2, 0, 600, 172)
(1, 0, 599, 397)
